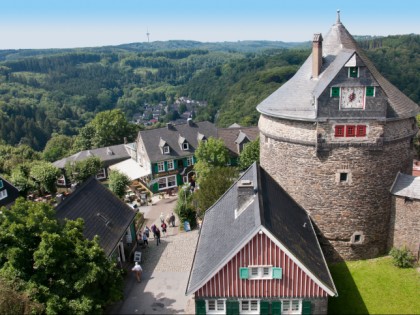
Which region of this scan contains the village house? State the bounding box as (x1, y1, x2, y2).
(53, 143, 136, 186)
(135, 120, 217, 193)
(0, 176, 20, 209)
(186, 163, 337, 315)
(217, 125, 259, 166)
(55, 177, 137, 263)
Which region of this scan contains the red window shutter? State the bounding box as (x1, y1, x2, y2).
(335, 125, 344, 137)
(346, 125, 356, 137)
(357, 125, 366, 137)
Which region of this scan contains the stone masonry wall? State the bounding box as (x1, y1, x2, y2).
(259, 114, 414, 261)
(389, 196, 420, 259)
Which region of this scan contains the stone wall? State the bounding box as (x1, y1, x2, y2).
(259, 114, 414, 261)
(389, 196, 420, 259)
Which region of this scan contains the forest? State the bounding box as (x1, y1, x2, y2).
(0, 35, 418, 152)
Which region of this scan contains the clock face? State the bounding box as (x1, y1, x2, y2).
(340, 87, 365, 109)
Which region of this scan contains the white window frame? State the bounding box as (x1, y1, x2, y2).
(186, 156, 194, 166)
(157, 162, 165, 172)
(96, 168, 106, 180)
(163, 145, 170, 154)
(182, 142, 189, 150)
(248, 265, 273, 280)
(167, 160, 174, 170)
(0, 189, 7, 200)
(158, 175, 177, 191)
(240, 299, 260, 314)
(57, 175, 66, 186)
(206, 299, 225, 314)
(282, 299, 302, 315)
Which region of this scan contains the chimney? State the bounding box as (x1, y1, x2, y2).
(166, 122, 173, 130)
(187, 117, 193, 126)
(312, 33, 323, 79)
(237, 179, 255, 210)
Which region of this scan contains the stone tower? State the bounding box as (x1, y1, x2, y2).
(257, 12, 419, 261)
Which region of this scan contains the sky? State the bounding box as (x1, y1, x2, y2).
(0, 0, 419, 49)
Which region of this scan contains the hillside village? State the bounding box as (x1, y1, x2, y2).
(0, 13, 419, 315)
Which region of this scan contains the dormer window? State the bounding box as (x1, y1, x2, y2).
(348, 67, 358, 78)
(178, 134, 189, 151)
(159, 137, 170, 155)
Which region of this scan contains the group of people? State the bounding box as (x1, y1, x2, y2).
(138, 212, 176, 247)
(133, 212, 177, 283)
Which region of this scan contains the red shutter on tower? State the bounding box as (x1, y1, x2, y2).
(346, 125, 356, 137)
(335, 125, 344, 137)
(356, 125, 366, 137)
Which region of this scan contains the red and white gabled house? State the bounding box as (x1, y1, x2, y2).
(186, 164, 337, 315)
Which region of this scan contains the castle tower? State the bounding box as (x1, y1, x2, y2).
(257, 12, 419, 261)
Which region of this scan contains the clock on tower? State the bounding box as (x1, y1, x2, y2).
(340, 87, 365, 109)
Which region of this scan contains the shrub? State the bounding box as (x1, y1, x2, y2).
(389, 247, 416, 268)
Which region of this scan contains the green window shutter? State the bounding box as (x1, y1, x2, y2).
(272, 267, 282, 279)
(366, 86, 375, 96)
(302, 300, 312, 315)
(0, 180, 3, 189)
(154, 163, 158, 173)
(196, 300, 206, 315)
(272, 301, 282, 315)
(331, 87, 340, 97)
(239, 267, 249, 279)
(164, 161, 168, 171)
(349, 67, 358, 77)
(226, 300, 239, 315)
(173, 159, 178, 168)
(260, 301, 270, 315)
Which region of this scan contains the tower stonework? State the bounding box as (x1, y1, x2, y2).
(257, 15, 419, 261)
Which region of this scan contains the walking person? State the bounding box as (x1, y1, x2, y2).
(131, 262, 142, 283)
(151, 224, 157, 239)
(169, 212, 176, 227)
(155, 227, 161, 245)
(160, 212, 165, 224)
(142, 230, 148, 247)
(161, 221, 167, 237)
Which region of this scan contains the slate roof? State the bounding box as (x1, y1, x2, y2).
(55, 177, 137, 257)
(0, 176, 20, 208)
(186, 163, 336, 296)
(217, 126, 259, 157)
(53, 143, 132, 169)
(390, 172, 420, 200)
(138, 121, 217, 162)
(257, 15, 419, 121)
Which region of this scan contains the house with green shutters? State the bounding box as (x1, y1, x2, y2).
(135, 120, 217, 193)
(186, 163, 337, 314)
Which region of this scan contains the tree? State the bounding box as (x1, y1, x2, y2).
(193, 166, 238, 217)
(108, 170, 131, 199)
(29, 161, 61, 195)
(174, 186, 197, 229)
(42, 134, 74, 162)
(194, 137, 230, 184)
(73, 109, 137, 150)
(65, 156, 102, 184)
(0, 199, 124, 314)
(238, 137, 260, 170)
(10, 163, 36, 195)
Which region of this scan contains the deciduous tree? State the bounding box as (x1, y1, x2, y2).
(238, 137, 260, 170)
(0, 199, 124, 314)
(108, 170, 131, 199)
(65, 156, 102, 184)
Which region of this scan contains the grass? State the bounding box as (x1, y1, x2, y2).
(328, 256, 420, 314)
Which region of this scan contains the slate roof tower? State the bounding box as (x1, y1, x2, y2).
(257, 12, 419, 261)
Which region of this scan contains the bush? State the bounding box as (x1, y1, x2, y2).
(389, 247, 416, 268)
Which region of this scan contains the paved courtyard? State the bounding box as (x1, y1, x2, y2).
(108, 195, 199, 314)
